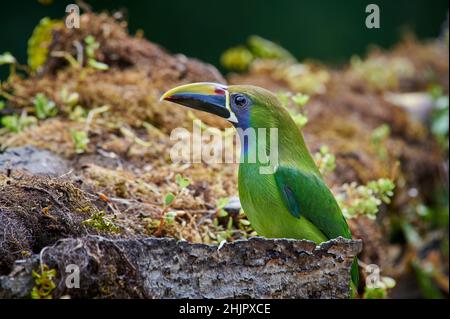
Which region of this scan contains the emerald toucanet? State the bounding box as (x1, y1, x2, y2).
(161, 82, 359, 288)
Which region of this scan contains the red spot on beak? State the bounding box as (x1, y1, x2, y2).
(214, 87, 226, 95)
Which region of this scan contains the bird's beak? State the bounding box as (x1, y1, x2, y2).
(160, 82, 238, 124)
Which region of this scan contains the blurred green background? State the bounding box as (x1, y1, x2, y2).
(0, 0, 448, 77)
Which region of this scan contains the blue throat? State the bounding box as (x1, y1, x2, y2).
(233, 111, 251, 156)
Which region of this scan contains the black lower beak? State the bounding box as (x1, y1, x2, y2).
(160, 82, 237, 123)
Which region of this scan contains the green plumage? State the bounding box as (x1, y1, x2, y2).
(161, 82, 359, 294)
(230, 85, 359, 289)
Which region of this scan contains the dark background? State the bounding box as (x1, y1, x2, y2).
(0, 0, 448, 76)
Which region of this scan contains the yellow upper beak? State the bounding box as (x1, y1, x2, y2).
(160, 82, 237, 123)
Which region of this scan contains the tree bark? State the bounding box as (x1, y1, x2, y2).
(0, 236, 361, 299)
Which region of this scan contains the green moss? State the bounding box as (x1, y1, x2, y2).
(31, 264, 57, 299)
(220, 46, 254, 72)
(220, 35, 295, 72)
(27, 17, 63, 72)
(82, 210, 120, 233)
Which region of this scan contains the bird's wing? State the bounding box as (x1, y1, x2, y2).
(274, 165, 352, 240)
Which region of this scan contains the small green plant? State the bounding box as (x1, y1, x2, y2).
(84, 35, 109, 71)
(0, 52, 17, 79)
(428, 85, 449, 153)
(164, 211, 177, 225)
(291, 93, 310, 107)
(71, 130, 89, 153)
(276, 91, 291, 107)
(277, 91, 310, 128)
(337, 178, 395, 219)
(162, 174, 191, 208)
(175, 173, 191, 188)
(68, 105, 87, 121)
(0, 100, 5, 110)
(236, 210, 256, 237)
(371, 123, 390, 160)
(209, 197, 256, 244)
(60, 89, 87, 121)
(164, 192, 176, 207)
(215, 197, 230, 218)
(1, 113, 36, 133)
(31, 264, 57, 299)
(34, 93, 57, 119)
(60, 88, 80, 108)
(361, 262, 396, 299)
(314, 145, 336, 176)
(83, 210, 120, 233)
(153, 174, 191, 236)
(0, 52, 15, 65)
(412, 260, 444, 299)
(290, 109, 308, 128)
(363, 279, 396, 299)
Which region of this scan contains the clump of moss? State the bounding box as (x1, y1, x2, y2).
(31, 264, 57, 299)
(83, 211, 120, 233)
(349, 55, 415, 91)
(27, 17, 63, 72)
(220, 46, 254, 72)
(221, 36, 329, 95)
(220, 35, 295, 72)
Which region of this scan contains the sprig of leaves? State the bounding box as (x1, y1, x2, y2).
(153, 174, 191, 236)
(371, 124, 390, 160)
(337, 178, 395, 219)
(71, 130, 89, 154)
(84, 35, 109, 71)
(428, 85, 449, 153)
(34, 93, 57, 119)
(0, 52, 17, 80)
(277, 91, 311, 128)
(314, 145, 336, 176)
(0, 52, 16, 65)
(163, 174, 191, 207)
(31, 264, 57, 299)
(1, 112, 36, 133)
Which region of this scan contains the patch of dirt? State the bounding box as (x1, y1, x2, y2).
(0, 173, 98, 274)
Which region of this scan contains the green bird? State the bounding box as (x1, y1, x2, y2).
(161, 82, 359, 292)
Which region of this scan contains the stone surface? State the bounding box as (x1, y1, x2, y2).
(0, 146, 70, 176)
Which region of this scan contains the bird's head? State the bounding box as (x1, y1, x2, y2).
(160, 82, 283, 129)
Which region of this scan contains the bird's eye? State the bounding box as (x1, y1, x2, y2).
(232, 94, 249, 108)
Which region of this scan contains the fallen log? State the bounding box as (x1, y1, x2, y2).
(0, 236, 361, 299)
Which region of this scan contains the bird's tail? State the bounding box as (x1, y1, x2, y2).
(349, 257, 360, 298)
